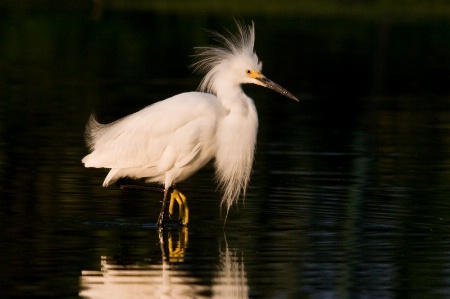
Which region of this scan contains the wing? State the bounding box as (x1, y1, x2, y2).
(82, 92, 221, 172)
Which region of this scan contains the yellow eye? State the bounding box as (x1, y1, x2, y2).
(246, 69, 251, 74)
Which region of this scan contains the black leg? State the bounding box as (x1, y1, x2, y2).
(115, 180, 174, 229)
(158, 227, 167, 261)
(116, 180, 165, 193)
(157, 187, 173, 229)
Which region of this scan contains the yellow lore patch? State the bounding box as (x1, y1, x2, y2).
(245, 69, 263, 79)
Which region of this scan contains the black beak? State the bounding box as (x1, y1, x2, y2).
(257, 76, 298, 101)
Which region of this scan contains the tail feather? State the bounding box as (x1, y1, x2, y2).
(84, 114, 105, 151)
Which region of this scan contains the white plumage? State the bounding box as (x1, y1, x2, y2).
(82, 22, 297, 226)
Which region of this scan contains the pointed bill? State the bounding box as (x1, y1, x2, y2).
(256, 76, 299, 101)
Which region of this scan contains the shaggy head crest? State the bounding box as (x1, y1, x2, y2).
(192, 21, 262, 94)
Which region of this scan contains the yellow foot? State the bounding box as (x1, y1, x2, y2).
(168, 189, 189, 225)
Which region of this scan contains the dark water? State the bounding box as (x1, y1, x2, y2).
(2, 4, 450, 299)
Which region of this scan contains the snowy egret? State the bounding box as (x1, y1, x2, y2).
(82, 21, 298, 227)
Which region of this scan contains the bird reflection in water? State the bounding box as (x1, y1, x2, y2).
(163, 226, 188, 263)
(79, 229, 249, 299)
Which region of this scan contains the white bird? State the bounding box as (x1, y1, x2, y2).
(82, 21, 298, 227)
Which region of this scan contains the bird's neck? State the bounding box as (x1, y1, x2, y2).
(216, 85, 252, 113)
(214, 83, 259, 213)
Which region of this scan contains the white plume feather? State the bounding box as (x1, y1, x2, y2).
(192, 21, 262, 95)
(192, 21, 260, 214)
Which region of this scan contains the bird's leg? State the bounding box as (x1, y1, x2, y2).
(168, 189, 189, 225)
(116, 180, 188, 227)
(157, 187, 172, 229)
(117, 179, 165, 193)
(158, 226, 168, 261)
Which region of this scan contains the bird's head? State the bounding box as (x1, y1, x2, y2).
(192, 21, 298, 101)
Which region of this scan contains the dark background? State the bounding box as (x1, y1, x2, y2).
(1, 1, 450, 298)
